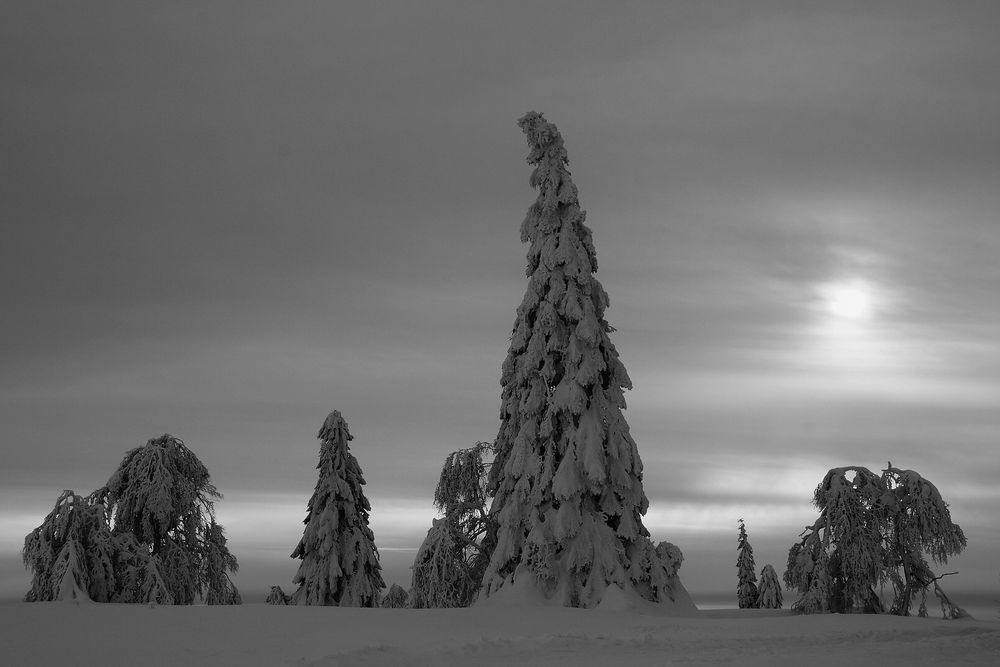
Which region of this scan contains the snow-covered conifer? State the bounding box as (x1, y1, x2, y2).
(881, 465, 966, 615)
(411, 442, 495, 607)
(756, 563, 782, 609)
(737, 519, 758, 608)
(784, 464, 966, 615)
(265, 585, 289, 605)
(24, 435, 239, 605)
(290, 410, 384, 606)
(95, 434, 240, 605)
(411, 518, 476, 608)
(23, 490, 111, 602)
(382, 583, 409, 608)
(481, 112, 686, 608)
(202, 522, 241, 605)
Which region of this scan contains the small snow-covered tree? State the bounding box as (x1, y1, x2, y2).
(201, 522, 241, 605)
(784, 464, 966, 616)
(411, 442, 495, 607)
(481, 112, 686, 608)
(23, 491, 109, 602)
(24, 435, 239, 605)
(382, 583, 409, 608)
(756, 563, 782, 609)
(265, 585, 289, 605)
(411, 518, 476, 608)
(290, 410, 384, 606)
(737, 519, 758, 608)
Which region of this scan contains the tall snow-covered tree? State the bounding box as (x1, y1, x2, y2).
(756, 563, 783, 609)
(290, 410, 384, 606)
(784, 464, 967, 616)
(411, 442, 495, 608)
(24, 435, 240, 605)
(737, 519, 758, 608)
(481, 111, 688, 608)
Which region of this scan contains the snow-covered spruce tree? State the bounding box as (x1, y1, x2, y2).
(756, 563, 783, 609)
(481, 112, 687, 608)
(382, 583, 409, 608)
(783, 464, 966, 616)
(92, 434, 240, 605)
(737, 519, 758, 608)
(265, 585, 289, 605)
(881, 464, 967, 617)
(411, 518, 473, 608)
(290, 410, 384, 606)
(201, 522, 241, 604)
(25, 435, 239, 605)
(411, 442, 495, 608)
(23, 490, 117, 602)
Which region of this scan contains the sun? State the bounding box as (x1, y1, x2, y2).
(821, 280, 874, 321)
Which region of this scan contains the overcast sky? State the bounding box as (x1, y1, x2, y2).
(2, 1, 998, 603)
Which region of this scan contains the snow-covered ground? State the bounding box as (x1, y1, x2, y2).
(2, 600, 998, 666)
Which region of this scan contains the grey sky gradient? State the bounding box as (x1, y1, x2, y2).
(2, 2, 999, 602)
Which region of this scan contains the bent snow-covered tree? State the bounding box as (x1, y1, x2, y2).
(290, 410, 384, 606)
(737, 519, 758, 609)
(24, 435, 240, 604)
(784, 464, 967, 616)
(411, 442, 495, 608)
(481, 112, 689, 608)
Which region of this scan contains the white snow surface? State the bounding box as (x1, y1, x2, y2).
(3, 600, 998, 666)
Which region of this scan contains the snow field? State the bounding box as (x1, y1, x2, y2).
(3, 602, 998, 666)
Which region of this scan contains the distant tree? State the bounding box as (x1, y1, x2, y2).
(784, 464, 967, 616)
(290, 410, 384, 606)
(481, 111, 686, 608)
(24, 434, 240, 605)
(756, 563, 782, 609)
(265, 585, 289, 605)
(737, 519, 758, 609)
(411, 442, 495, 608)
(381, 583, 409, 608)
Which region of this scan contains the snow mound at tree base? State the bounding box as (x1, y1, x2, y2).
(478, 569, 697, 615)
(596, 578, 697, 616)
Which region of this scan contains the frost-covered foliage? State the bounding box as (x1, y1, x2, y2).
(481, 112, 684, 608)
(23, 491, 112, 603)
(201, 522, 241, 605)
(382, 583, 409, 608)
(290, 410, 384, 606)
(783, 464, 966, 616)
(265, 585, 289, 605)
(412, 442, 495, 608)
(24, 435, 240, 605)
(411, 518, 479, 608)
(737, 519, 758, 609)
(756, 564, 783, 609)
